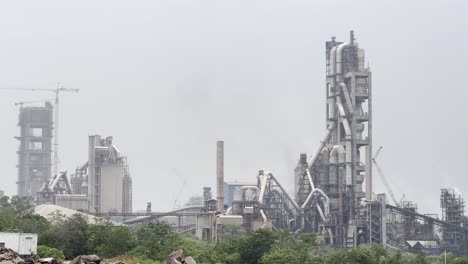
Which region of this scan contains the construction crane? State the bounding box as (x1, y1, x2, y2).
(172, 168, 187, 209)
(1, 85, 79, 177)
(372, 146, 399, 207)
(14, 99, 53, 108)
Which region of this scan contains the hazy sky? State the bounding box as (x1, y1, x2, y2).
(1, 0, 467, 215)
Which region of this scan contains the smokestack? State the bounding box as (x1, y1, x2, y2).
(217, 141, 224, 212)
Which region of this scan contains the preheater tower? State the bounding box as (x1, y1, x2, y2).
(295, 31, 373, 247)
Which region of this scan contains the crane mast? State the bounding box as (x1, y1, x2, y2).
(372, 146, 399, 206)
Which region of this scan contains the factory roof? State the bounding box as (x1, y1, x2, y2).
(406, 240, 438, 249)
(34, 203, 123, 226)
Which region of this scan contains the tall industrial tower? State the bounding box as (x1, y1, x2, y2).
(16, 102, 53, 199)
(295, 31, 373, 247)
(86, 135, 132, 213)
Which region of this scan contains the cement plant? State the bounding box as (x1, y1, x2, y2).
(2, 31, 467, 257)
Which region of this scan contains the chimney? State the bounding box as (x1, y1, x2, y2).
(217, 141, 224, 212)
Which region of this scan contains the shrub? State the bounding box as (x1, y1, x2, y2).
(37, 245, 65, 260)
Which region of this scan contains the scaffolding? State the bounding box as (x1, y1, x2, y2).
(16, 102, 53, 199)
(440, 188, 465, 253)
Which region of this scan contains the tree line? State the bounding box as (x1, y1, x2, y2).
(1, 195, 468, 263)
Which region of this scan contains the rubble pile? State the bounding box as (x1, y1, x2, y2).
(0, 249, 117, 264)
(101, 255, 133, 264)
(0, 248, 23, 264)
(164, 250, 196, 264)
(37, 258, 60, 264)
(70, 255, 100, 264)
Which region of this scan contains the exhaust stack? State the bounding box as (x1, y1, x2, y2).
(217, 141, 224, 212)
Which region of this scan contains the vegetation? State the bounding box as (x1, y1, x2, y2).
(3, 195, 468, 263)
(37, 245, 65, 260)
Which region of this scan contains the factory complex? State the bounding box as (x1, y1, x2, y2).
(3, 31, 468, 256)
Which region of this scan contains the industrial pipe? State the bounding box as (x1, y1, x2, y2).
(336, 96, 353, 185)
(339, 82, 354, 116)
(331, 145, 344, 162)
(345, 141, 352, 186)
(111, 145, 121, 158)
(308, 122, 336, 167)
(330, 46, 338, 76)
(49, 175, 59, 189)
(266, 172, 301, 211)
(336, 96, 352, 138)
(301, 187, 330, 216)
(49, 171, 71, 193)
(327, 228, 334, 245)
(258, 174, 268, 204)
(301, 167, 331, 221)
(306, 169, 315, 190)
(316, 203, 326, 220)
(255, 175, 270, 228)
(336, 43, 350, 75)
(260, 209, 268, 228)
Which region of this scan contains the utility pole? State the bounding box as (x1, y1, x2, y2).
(1, 85, 79, 177)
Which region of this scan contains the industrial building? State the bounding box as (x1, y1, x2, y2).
(68, 135, 132, 213)
(224, 181, 256, 208)
(181, 32, 468, 255)
(293, 30, 374, 247)
(37, 31, 468, 256)
(16, 102, 53, 200)
(195, 31, 376, 246)
(34, 135, 132, 213)
(36, 170, 89, 211)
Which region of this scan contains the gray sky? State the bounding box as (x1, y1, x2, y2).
(0, 0, 467, 215)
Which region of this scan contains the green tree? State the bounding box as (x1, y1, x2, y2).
(286, 232, 320, 263)
(41, 213, 91, 259)
(0, 207, 19, 231)
(218, 224, 246, 240)
(130, 221, 182, 261)
(367, 244, 387, 262)
(0, 196, 10, 208)
(239, 229, 276, 264)
(414, 252, 429, 264)
(18, 213, 51, 234)
(300, 233, 319, 246)
(86, 219, 113, 255)
(216, 233, 245, 264)
(454, 256, 468, 264)
(276, 229, 293, 246)
(325, 248, 375, 264)
(95, 226, 137, 258)
(260, 248, 301, 264)
(37, 245, 65, 260)
(179, 238, 217, 264)
(382, 251, 403, 264)
(10, 196, 34, 214)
